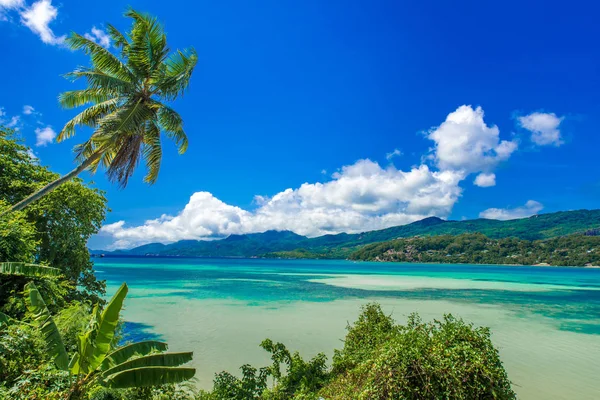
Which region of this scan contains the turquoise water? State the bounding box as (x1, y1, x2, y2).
(96, 257, 600, 399)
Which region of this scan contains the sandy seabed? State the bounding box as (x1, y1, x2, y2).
(119, 293, 600, 400)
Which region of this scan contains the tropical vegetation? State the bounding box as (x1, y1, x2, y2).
(196, 303, 515, 399)
(5, 8, 197, 214)
(0, 263, 196, 399)
(349, 232, 600, 266)
(1, 8, 200, 399)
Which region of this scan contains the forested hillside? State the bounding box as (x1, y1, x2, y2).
(348, 233, 600, 266)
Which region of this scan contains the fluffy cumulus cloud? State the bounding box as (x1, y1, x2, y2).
(427, 105, 517, 174)
(20, 0, 65, 45)
(473, 172, 496, 187)
(22, 105, 34, 114)
(518, 112, 564, 146)
(102, 160, 464, 249)
(84, 26, 110, 47)
(99, 105, 526, 249)
(34, 125, 56, 146)
(479, 200, 543, 221)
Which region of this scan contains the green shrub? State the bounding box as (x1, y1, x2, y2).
(322, 311, 516, 400)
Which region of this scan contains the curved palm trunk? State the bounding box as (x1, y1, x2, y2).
(2, 152, 102, 215)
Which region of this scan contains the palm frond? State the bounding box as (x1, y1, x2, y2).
(106, 23, 130, 55)
(59, 88, 118, 109)
(64, 68, 134, 94)
(125, 9, 169, 76)
(157, 105, 188, 154)
(66, 33, 135, 83)
(142, 120, 162, 184)
(59, 98, 120, 142)
(155, 48, 198, 100)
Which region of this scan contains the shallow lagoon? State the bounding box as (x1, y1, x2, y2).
(96, 258, 600, 399)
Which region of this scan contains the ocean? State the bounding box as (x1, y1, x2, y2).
(95, 257, 600, 399)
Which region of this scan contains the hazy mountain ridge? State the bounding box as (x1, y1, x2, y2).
(94, 209, 600, 258)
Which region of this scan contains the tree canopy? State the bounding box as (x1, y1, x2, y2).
(0, 126, 108, 305)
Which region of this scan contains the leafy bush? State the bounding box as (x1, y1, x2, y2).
(322, 305, 515, 399)
(202, 303, 514, 399)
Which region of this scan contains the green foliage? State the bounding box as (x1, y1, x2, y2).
(57, 9, 197, 188)
(24, 282, 69, 370)
(212, 364, 270, 399)
(2, 281, 195, 399)
(0, 126, 108, 304)
(260, 339, 328, 399)
(0, 323, 47, 386)
(1, 261, 62, 277)
(332, 303, 395, 374)
(0, 202, 38, 263)
(202, 303, 514, 400)
(322, 312, 515, 400)
(349, 232, 600, 266)
(54, 301, 93, 354)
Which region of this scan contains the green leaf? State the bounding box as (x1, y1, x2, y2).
(101, 341, 169, 371)
(101, 352, 193, 378)
(103, 366, 196, 388)
(24, 282, 69, 371)
(85, 282, 128, 372)
(0, 311, 12, 329)
(0, 262, 61, 277)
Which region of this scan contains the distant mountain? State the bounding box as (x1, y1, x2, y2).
(110, 230, 306, 257)
(98, 209, 600, 258)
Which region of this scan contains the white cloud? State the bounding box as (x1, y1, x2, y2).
(98, 105, 541, 249)
(473, 172, 496, 187)
(6, 115, 20, 128)
(84, 26, 110, 48)
(34, 125, 56, 146)
(23, 105, 35, 114)
(101, 159, 465, 249)
(479, 200, 543, 221)
(0, 0, 23, 9)
(427, 105, 517, 174)
(386, 148, 402, 160)
(518, 112, 564, 146)
(20, 0, 65, 45)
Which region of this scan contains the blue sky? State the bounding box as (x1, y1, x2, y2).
(1, 0, 599, 249)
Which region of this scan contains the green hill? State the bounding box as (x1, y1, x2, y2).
(100, 209, 600, 258)
(348, 232, 600, 266)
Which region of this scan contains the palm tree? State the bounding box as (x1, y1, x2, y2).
(6, 9, 197, 214)
(7, 281, 195, 399)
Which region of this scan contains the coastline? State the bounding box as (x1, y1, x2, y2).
(93, 254, 599, 269)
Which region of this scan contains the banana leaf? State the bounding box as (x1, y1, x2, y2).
(84, 282, 128, 372)
(101, 341, 169, 371)
(0, 262, 61, 277)
(24, 282, 69, 370)
(103, 366, 196, 388)
(101, 352, 193, 378)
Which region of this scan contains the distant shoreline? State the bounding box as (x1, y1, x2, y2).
(91, 254, 598, 268)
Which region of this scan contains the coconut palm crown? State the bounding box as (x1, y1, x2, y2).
(7, 9, 197, 213)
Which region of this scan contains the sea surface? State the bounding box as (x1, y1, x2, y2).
(95, 257, 600, 399)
